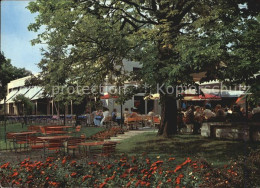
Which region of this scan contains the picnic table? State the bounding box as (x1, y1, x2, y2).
(6, 131, 38, 151)
(8, 131, 37, 136)
(37, 135, 72, 158)
(47, 126, 73, 130)
(45, 126, 73, 134)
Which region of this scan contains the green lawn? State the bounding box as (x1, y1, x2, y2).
(116, 132, 260, 167)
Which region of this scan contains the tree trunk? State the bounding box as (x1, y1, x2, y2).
(157, 95, 178, 137)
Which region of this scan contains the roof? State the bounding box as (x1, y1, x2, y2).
(0, 89, 19, 104)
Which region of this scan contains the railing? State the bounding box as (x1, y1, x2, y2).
(0, 115, 93, 126)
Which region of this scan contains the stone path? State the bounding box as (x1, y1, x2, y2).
(105, 127, 156, 142)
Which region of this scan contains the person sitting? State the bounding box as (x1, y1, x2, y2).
(147, 109, 155, 117)
(193, 106, 202, 134)
(230, 105, 244, 122)
(100, 107, 110, 126)
(215, 104, 226, 122)
(252, 102, 260, 121)
(111, 109, 117, 122)
(203, 104, 216, 121)
(94, 110, 103, 126)
(252, 102, 260, 115)
(185, 105, 195, 133)
(129, 108, 138, 118)
(194, 106, 203, 123)
(123, 108, 130, 119)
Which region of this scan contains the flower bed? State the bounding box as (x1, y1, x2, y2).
(91, 127, 125, 140)
(1, 151, 259, 187)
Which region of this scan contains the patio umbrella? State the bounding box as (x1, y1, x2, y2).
(144, 93, 160, 100)
(183, 93, 221, 101)
(236, 95, 246, 105)
(100, 93, 118, 99)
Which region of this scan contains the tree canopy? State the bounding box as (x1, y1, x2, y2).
(27, 0, 260, 137)
(0, 52, 31, 100)
(13, 94, 34, 116)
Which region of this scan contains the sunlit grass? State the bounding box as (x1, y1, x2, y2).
(116, 132, 260, 167)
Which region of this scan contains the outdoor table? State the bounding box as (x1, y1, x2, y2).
(8, 131, 37, 136)
(47, 126, 73, 129)
(37, 135, 72, 158)
(7, 131, 37, 152)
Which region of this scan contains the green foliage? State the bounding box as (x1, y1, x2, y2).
(13, 94, 34, 115)
(0, 52, 31, 100)
(27, 0, 260, 135)
(27, 1, 260, 97)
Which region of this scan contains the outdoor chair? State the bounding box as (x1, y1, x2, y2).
(6, 133, 15, 151)
(67, 137, 82, 156)
(29, 136, 49, 150)
(47, 139, 64, 153)
(15, 135, 29, 152)
(153, 117, 161, 128)
(124, 117, 137, 130)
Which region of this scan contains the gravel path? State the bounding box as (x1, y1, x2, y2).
(105, 127, 156, 142)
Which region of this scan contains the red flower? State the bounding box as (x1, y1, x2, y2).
(141, 181, 147, 186)
(62, 157, 66, 165)
(1, 162, 10, 169)
(12, 180, 20, 185)
(70, 172, 77, 177)
(175, 177, 181, 185)
(167, 178, 172, 183)
(11, 172, 19, 177)
(126, 181, 131, 187)
(174, 165, 182, 173)
(168, 157, 176, 161)
(146, 182, 151, 187)
(107, 164, 113, 169)
(99, 182, 107, 188)
(151, 160, 163, 167)
(48, 181, 59, 187)
(83, 175, 93, 181)
(70, 161, 77, 166)
(120, 173, 128, 178)
(135, 180, 141, 187)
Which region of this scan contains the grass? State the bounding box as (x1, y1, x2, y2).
(78, 126, 105, 138)
(116, 132, 260, 167)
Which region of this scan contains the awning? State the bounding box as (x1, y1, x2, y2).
(24, 86, 42, 100)
(196, 93, 221, 100)
(183, 93, 221, 101)
(0, 89, 19, 104)
(31, 88, 44, 100)
(8, 87, 30, 103)
(236, 95, 246, 104)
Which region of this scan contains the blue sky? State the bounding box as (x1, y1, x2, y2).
(1, 1, 43, 73)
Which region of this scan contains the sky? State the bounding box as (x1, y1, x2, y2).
(1, 0, 43, 73)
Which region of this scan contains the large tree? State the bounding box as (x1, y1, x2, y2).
(0, 52, 31, 100)
(28, 0, 259, 137)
